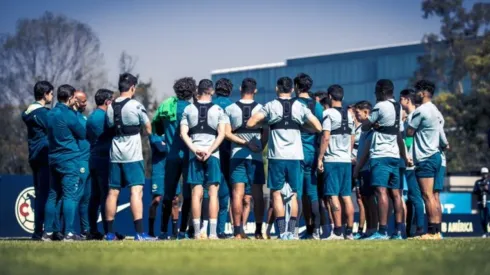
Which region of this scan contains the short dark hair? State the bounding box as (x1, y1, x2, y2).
(173, 77, 196, 100)
(400, 89, 416, 104)
(355, 100, 372, 111)
(414, 80, 436, 97)
(327, 84, 344, 101)
(314, 91, 327, 100)
(118, 73, 138, 93)
(241, 78, 257, 94)
(215, 78, 233, 97)
(57, 84, 76, 103)
(94, 89, 114, 106)
(375, 79, 394, 96)
(294, 73, 313, 93)
(320, 96, 330, 108)
(276, 77, 293, 94)
(34, 81, 54, 101)
(197, 79, 213, 95)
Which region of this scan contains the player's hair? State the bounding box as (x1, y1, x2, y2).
(173, 77, 196, 100)
(320, 96, 330, 108)
(241, 78, 257, 94)
(276, 77, 293, 93)
(375, 79, 394, 96)
(314, 91, 328, 101)
(118, 73, 138, 93)
(294, 73, 313, 93)
(327, 84, 344, 101)
(197, 79, 214, 95)
(215, 78, 233, 97)
(414, 80, 436, 97)
(34, 81, 54, 101)
(94, 89, 114, 106)
(355, 100, 372, 111)
(57, 84, 76, 103)
(400, 89, 416, 104)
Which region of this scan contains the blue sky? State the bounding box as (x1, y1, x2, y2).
(0, 0, 477, 99)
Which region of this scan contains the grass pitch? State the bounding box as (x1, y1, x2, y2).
(1, 239, 489, 275)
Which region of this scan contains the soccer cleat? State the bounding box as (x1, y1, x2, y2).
(364, 232, 389, 240)
(80, 231, 88, 240)
(177, 232, 190, 240)
(31, 232, 43, 241)
(255, 233, 265, 240)
(344, 233, 354, 240)
(105, 233, 118, 241)
(218, 233, 227, 239)
(280, 233, 291, 240)
(42, 232, 53, 242)
(322, 233, 344, 240)
(353, 233, 363, 240)
(87, 231, 105, 240)
(135, 233, 156, 241)
(208, 235, 219, 240)
(115, 232, 126, 240)
(312, 231, 321, 240)
(158, 233, 168, 240)
(240, 232, 250, 240)
(415, 233, 441, 240)
(390, 233, 403, 240)
(63, 233, 82, 241)
(264, 233, 271, 240)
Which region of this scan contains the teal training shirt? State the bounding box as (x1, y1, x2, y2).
(297, 97, 323, 157)
(77, 111, 90, 162)
(47, 103, 86, 165)
(212, 95, 233, 160)
(22, 102, 50, 166)
(161, 99, 190, 159)
(87, 108, 113, 164)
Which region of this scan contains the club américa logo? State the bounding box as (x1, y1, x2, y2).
(15, 187, 36, 233)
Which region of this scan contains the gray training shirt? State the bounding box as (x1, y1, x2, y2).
(368, 99, 404, 159)
(408, 101, 442, 163)
(322, 108, 356, 163)
(107, 97, 150, 163)
(180, 100, 228, 160)
(259, 97, 313, 160)
(225, 99, 264, 162)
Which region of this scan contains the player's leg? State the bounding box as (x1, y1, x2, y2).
(251, 160, 265, 239)
(242, 194, 252, 235)
(88, 166, 105, 239)
(416, 153, 442, 238)
(149, 154, 165, 238)
(388, 163, 404, 239)
(355, 187, 365, 238)
(268, 159, 287, 238)
(207, 156, 222, 239)
(305, 158, 320, 239)
(171, 195, 180, 239)
(265, 198, 275, 239)
(43, 167, 62, 240)
(188, 157, 205, 239)
(59, 160, 81, 240)
(286, 160, 301, 239)
(79, 170, 91, 239)
(340, 163, 354, 239)
(406, 169, 424, 236)
(217, 176, 230, 238)
(323, 162, 343, 239)
(32, 165, 50, 240)
(179, 183, 192, 239)
(365, 158, 390, 240)
(148, 195, 161, 237)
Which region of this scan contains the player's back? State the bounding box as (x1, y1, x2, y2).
(322, 107, 354, 163)
(369, 99, 403, 159)
(296, 97, 323, 156)
(163, 99, 190, 159)
(410, 101, 440, 163)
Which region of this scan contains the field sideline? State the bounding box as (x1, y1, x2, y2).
(1, 239, 489, 275)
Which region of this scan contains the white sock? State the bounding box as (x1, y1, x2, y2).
(193, 219, 200, 235)
(201, 220, 209, 235)
(210, 219, 217, 236)
(294, 226, 299, 237)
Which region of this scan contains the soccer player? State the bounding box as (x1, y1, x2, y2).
(434, 108, 449, 235)
(353, 100, 378, 238)
(399, 89, 425, 237)
(213, 78, 235, 239)
(294, 73, 324, 240)
(317, 85, 356, 240)
(73, 90, 91, 239)
(361, 79, 408, 240)
(224, 77, 267, 239)
(22, 81, 54, 240)
(247, 77, 322, 240)
(105, 73, 154, 241)
(44, 84, 86, 241)
(349, 105, 365, 239)
(180, 79, 227, 240)
(473, 167, 490, 238)
(148, 131, 166, 238)
(407, 80, 447, 240)
(86, 89, 114, 239)
(152, 77, 194, 239)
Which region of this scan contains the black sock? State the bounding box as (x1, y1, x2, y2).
(428, 223, 436, 234)
(358, 227, 364, 234)
(276, 216, 286, 234)
(107, 220, 114, 233)
(345, 226, 353, 236)
(134, 219, 144, 234)
(172, 219, 178, 236)
(288, 217, 297, 234)
(395, 222, 403, 233)
(436, 223, 441, 233)
(149, 218, 155, 236)
(378, 225, 387, 235)
(333, 227, 343, 236)
(306, 224, 313, 235)
(161, 200, 172, 234)
(234, 226, 241, 235)
(255, 222, 263, 234)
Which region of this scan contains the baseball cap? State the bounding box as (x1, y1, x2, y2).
(482, 167, 489, 174)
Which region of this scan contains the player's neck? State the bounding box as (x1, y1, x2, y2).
(407, 105, 416, 114)
(241, 94, 254, 101)
(36, 99, 46, 106)
(98, 105, 108, 112)
(119, 92, 132, 99)
(278, 93, 292, 99)
(198, 94, 212, 102)
(422, 97, 431, 104)
(298, 92, 310, 99)
(331, 100, 342, 108)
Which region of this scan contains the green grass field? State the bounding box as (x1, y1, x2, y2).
(1, 239, 489, 275)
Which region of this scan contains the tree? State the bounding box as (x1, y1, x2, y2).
(0, 12, 107, 105)
(415, 0, 490, 94)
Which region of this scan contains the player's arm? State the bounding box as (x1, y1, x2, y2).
(260, 126, 269, 150)
(439, 126, 449, 150)
(247, 112, 265, 128)
(317, 130, 329, 173)
(407, 111, 421, 137)
(353, 137, 371, 179)
(225, 123, 247, 145)
(305, 114, 322, 133)
(69, 112, 86, 139)
(180, 124, 198, 155)
(397, 132, 410, 166)
(205, 122, 226, 159)
(361, 106, 380, 131)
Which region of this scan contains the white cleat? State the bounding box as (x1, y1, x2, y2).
(322, 233, 344, 240)
(344, 234, 354, 240)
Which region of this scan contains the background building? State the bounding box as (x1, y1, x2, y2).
(211, 42, 465, 105)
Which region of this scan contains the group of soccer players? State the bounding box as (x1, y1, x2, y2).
(23, 71, 448, 241)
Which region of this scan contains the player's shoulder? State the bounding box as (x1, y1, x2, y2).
(210, 103, 224, 113)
